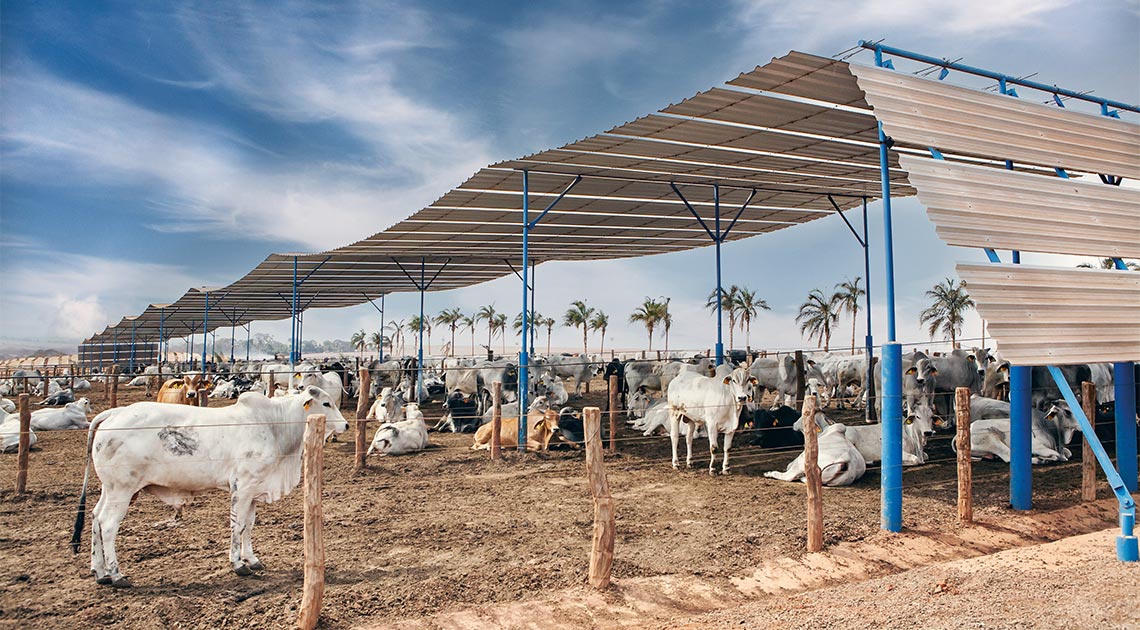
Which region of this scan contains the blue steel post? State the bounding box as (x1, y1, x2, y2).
(875, 45, 903, 532)
(417, 258, 425, 404)
(519, 170, 530, 451)
(129, 321, 137, 373)
(1116, 362, 1138, 493)
(379, 294, 386, 362)
(714, 184, 724, 366)
(200, 292, 209, 372)
(529, 261, 536, 357)
(230, 317, 236, 367)
(245, 324, 251, 362)
(1009, 365, 1033, 509)
(113, 329, 119, 367)
(159, 307, 166, 365)
(862, 197, 874, 415)
(290, 256, 299, 366)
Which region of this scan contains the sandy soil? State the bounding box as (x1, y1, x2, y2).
(0, 378, 1128, 629)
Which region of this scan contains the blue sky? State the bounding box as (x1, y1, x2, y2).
(2, 1, 1138, 355)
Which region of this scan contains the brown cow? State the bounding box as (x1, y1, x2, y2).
(155, 373, 212, 405)
(471, 408, 561, 452)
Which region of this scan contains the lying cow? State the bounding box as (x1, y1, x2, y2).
(666, 368, 757, 475)
(0, 412, 36, 453)
(72, 387, 348, 588)
(535, 371, 570, 406)
(957, 399, 1079, 464)
(367, 387, 405, 423)
(745, 405, 802, 448)
(471, 406, 562, 452)
(764, 417, 867, 486)
(40, 388, 77, 406)
(31, 398, 93, 431)
(367, 403, 429, 456)
(156, 373, 212, 405)
(631, 397, 705, 439)
(0, 397, 16, 414)
(434, 390, 480, 433)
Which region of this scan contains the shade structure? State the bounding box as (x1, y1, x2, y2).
(86, 50, 924, 349)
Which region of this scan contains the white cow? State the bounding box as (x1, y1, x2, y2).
(293, 371, 343, 408)
(666, 368, 757, 475)
(0, 412, 36, 452)
(842, 413, 929, 466)
(0, 397, 15, 414)
(73, 379, 92, 392)
(73, 387, 347, 588)
(367, 403, 430, 456)
(535, 372, 570, 406)
(632, 397, 704, 438)
(1087, 363, 1115, 403)
(31, 398, 93, 431)
(366, 387, 405, 422)
(749, 355, 827, 409)
(537, 354, 598, 396)
(764, 420, 867, 486)
(960, 400, 1079, 464)
(210, 379, 237, 399)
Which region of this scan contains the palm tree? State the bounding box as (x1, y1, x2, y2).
(542, 316, 556, 354)
(589, 310, 610, 354)
(461, 315, 477, 356)
(1078, 257, 1140, 271)
(476, 304, 498, 351)
(385, 319, 405, 356)
(661, 298, 673, 354)
(350, 329, 367, 361)
(834, 277, 865, 355)
(406, 316, 425, 355)
(491, 313, 509, 353)
(629, 297, 664, 351)
(796, 289, 841, 351)
(369, 332, 384, 359)
(733, 287, 769, 350)
(919, 278, 975, 348)
(706, 285, 741, 350)
(563, 300, 595, 356)
(434, 308, 463, 357)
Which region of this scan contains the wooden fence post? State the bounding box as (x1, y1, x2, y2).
(354, 368, 372, 472)
(1081, 381, 1097, 502)
(608, 375, 619, 453)
(109, 366, 119, 409)
(583, 407, 614, 589)
(955, 387, 973, 524)
(16, 394, 31, 494)
(794, 350, 806, 411)
(298, 413, 326, 630)
(268, 371, 275, 398)
(801, 395, 823, 552)
(490, 382, 502, 461)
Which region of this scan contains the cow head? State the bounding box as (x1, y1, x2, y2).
(906, 356, 938, 393)
(1044, 400, 1081, 449)
(792, 411, 833, 434)
(75, 397, 94, 415)
(984, 360, 1011, 399)
(528, 395, 551, 413)
(300, 386, 349, 438)
(627, 386, 653, 420)
(182, 373, 213, 401)
(908, 400, 938, 436)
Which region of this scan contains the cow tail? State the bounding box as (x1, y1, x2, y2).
(70, 410, 109, 554)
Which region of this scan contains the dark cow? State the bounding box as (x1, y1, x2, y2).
(434, 390, 482, 433)
(746, 405, 802, 448)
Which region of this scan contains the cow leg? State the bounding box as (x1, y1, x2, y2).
(707, 427, 718, 475)
(721, 430, 735, 475)
(93, 487, 134, 588)
(668, 410, 681, 470)
(684, 420, 695, 469)
(229, 485, 258, 575)
(90, 489, 110, 583)
(764, 454, 804, 481)
(239, 502, 263, 571)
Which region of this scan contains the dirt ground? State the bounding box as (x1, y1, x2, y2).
(0, 378, 1130, 629)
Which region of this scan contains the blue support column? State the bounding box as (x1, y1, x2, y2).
(380, 294, 386, 362)
(129, 321, 137, 373)
(519, 170, 531, 451)
(290, 256, 299, 366)
(245, 324, 251, 363)
(862, 197, 875, 414)
(713, 184, 724, 366)
(1009, 365, 1033, 509)
(874, 48, 903, 530)
(200, 292, 210, 372)
(230, 318, 236, 367)
(529, 261, 537, 357)
(417, 258, 426, 404)
(881, 342, 902, 530)
(159, 307, 166, 366)
(1116, 362, 1138, 493)
(113, 330, 119, 367)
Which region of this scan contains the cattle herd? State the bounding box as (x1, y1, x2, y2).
(0, 346, 1135, 589)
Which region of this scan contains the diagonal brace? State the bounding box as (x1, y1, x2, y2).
(670, 182, 717, 242)
(528, 175, 582, 229)
(504, 260, 533, 290)
(828, 194, 866, 248)
(719, 189, 757, 241)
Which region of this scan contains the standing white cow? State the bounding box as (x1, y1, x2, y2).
(71, 387, 347, 588)
(293, 371, 344, 408)
(367, 403, 430, 456)
(666, 368, 757, 475)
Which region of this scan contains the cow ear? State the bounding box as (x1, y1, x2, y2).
(722, 376, 732, 385)
(930, 368, 939, 375)
(904, 416, 914, 425)
(905, 367, 917, 375)
(307, 386, 322, 398)
(967, 355, 976, 362)
(749, 376, 759, 385)
(1045, 411, 1056, 420)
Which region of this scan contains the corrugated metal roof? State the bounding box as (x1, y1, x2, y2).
(851, 63, 1140, 180)
(902, 155, 1140, 258)
(91, 50, 916, 347)
(957, 264, 1140, 365)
